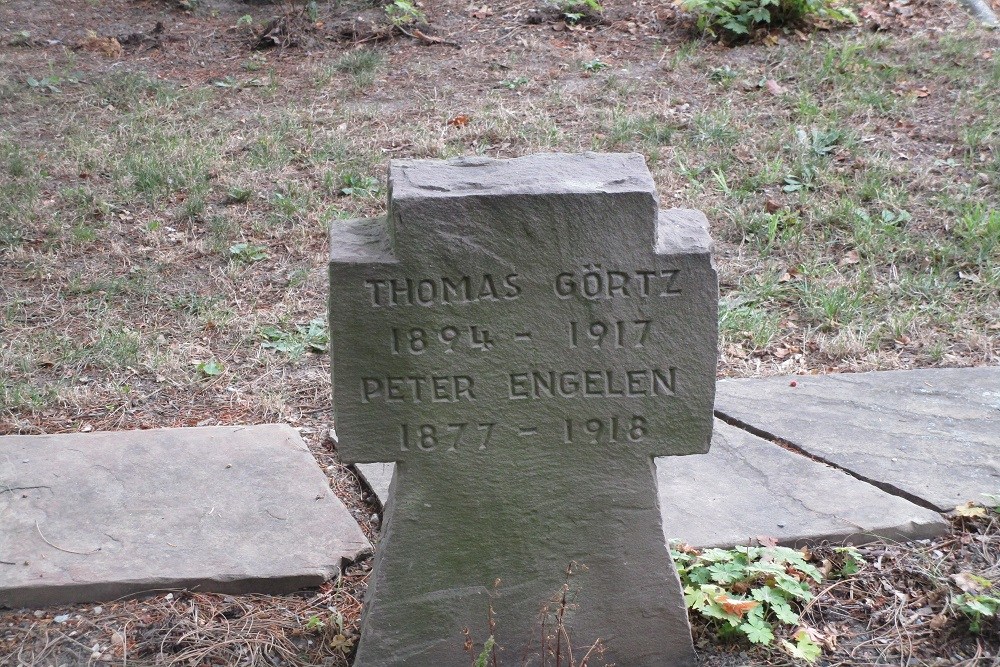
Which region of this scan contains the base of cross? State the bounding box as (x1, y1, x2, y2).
(354, 456, 696, 667)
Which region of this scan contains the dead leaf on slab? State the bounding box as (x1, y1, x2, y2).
(954, 502, 987, 518)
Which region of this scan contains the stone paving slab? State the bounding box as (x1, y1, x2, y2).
(1, 425, 372, 608)
(357, 420, 946, 549)
(715, 368, 1000, 512)
(656, 421, 945, 548)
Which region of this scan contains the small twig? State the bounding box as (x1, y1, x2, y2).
(395, 25, 461, 48)
(800, 578, 852, 617)
(35, 520, 100, 555)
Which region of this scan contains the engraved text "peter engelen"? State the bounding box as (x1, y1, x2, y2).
(509, 368, 676, 400)
(365, 274, 521, 307)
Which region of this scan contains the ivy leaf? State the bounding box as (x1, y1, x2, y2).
(782, 628, 823, 663)
(740, 616, 774, 645)
(708, 561, 745, 584)
(700, 548, 738, 563)
(684, 585, 712, 610)
(775, 574, 813, 600)
(687, 566, 712, 585)
(772, 598, 800, 624)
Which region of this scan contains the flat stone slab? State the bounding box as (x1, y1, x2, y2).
(1, 425, 372, 608)
(657, 421, 946, 548)
(715, 368, 1000, 512)
(357, 419, 947, 549)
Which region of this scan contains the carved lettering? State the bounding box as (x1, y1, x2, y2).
(508, 368, 675, 399)
(391, 326, 494, 354)
(569, 320, 652, 348)
(369, 274, 521, 307)
(362, 375, 477, 403)
(564, 416, 648, 443)
(553, 267, 681, 299)
(399, 422, 496, 452)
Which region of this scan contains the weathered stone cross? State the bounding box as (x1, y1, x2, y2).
(329, 153, 717, 666)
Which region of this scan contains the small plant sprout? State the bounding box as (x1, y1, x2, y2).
(385, 0, 426, 27)
(196, 359, 224, 377)
(224, 186, 253, 205)
(500, 76, 530, 90)
(339, 173, 380, 198)
(228, 242, 268, 263)
(260, 318, 329, 358)
(582, 58, 609, 73)
(553, 0, 604, 22)
(473, 636, 495, 667)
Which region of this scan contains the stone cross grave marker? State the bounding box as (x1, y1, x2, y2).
(329, 153, 718, 666)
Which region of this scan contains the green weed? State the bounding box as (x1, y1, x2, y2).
(385, 1, 426, 27)
(682, 0, 857, 40)
(260, 318, 328, 358)
(228, 242, 269, 263)
(672, 544, 835, 662)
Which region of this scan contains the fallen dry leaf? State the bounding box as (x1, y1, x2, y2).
(447, 114, 470, 127)
(954, 502, 987, 518)
(716, 594, 759, 618)
(958, 271, 981, 283)
(764, 198, 782, 213)
(951, 571, 990, 594)
(77, 30, 123, 58)
(839, 249, 861, 266)
(765, 79, 786, 96)
(778, 267, 801, 283)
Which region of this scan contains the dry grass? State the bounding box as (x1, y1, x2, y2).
(1, 570, 368, 667)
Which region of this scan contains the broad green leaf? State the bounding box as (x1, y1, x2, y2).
(708, 561, 745, 584)
(197, 359, 224, 376)
(740, 617, 774, 644)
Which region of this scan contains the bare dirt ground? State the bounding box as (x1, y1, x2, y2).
(1, 0, 998, 664)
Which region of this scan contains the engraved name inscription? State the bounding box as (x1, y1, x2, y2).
(355, 265, 685, 452)
(509, 369, 675, 400)
(366, 274, 521, 307)
(554, 267, 680, 299)
(362, 375, 476, 403)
